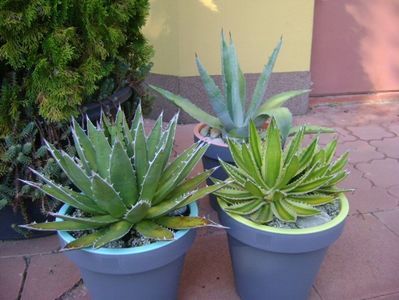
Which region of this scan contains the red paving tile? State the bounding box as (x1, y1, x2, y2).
(0, 235, 59, 257)
(314, 214, 399, 300)
(386, 123, 399, 136)
(371, 292, 399, 300)
(370, 137, 399, 159)
(337, 140, 385, 164)
(347, 124, 395, 141)
(21, 253, 81, 300)
(179, 233, 238, 300)
(357, 158, 399, 188)
(347, 187, 399, 215)
(388, 185, 399, 199)
(0, 257, 26, 300)
(374, 208, 399, 237)
(339, 165, 372, 191)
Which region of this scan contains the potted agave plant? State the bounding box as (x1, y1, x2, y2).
(150, 32, 331, 208)
(20, 105, 225, 300)
(215, 119, 351, 300)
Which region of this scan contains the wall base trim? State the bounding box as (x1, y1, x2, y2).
(147, 71, 311, 123)
(310, 91, 399, 107)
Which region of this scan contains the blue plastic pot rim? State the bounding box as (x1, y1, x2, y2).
(57, 202, 198, 256)
(218, 193, 349, 235)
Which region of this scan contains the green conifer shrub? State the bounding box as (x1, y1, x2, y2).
(0, 0, 153, 131)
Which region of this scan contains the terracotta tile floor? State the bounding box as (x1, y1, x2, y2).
(1, 101, 399, 300)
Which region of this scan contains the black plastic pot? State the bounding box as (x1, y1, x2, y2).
(218, 194, 349, 300)
(0, 201, 54, 240)
(193, 123, 234, 210)
(80, 86, 133, 122)
(57, 203, 198, 300)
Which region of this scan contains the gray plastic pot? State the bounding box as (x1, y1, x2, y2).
(193, 123, 234, 210)
(218, 194, 349, 300)
(57, 203, 198, 300)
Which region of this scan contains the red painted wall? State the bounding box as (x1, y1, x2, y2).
(311, 0, 399, 96)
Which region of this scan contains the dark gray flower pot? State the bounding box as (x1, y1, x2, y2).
(193, 123, 234, 210)
(57, 203, 198, 300)
(218, 194, 349, 300)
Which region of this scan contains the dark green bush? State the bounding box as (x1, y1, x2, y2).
(0, 0, 153, 132)
(0, 0, 153, 220)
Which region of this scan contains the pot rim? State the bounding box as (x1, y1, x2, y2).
(193, 123, 228, 148)
(218, 193, 349, 235)
(57, 202, 198, 256)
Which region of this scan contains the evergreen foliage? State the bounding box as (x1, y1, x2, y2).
(0, 0, 153, 217)
(0, 121, 73, 215)
(0, 0, 153, 130)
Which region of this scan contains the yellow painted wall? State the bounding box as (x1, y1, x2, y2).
(143, 0, 315, 76)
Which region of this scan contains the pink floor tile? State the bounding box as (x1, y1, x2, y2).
(0, 257, 26, 300)
(21, 253, 80, 300)
(314, 214, 399, 300)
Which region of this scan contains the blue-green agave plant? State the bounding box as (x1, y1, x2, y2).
(20, 105, 226, 250)
(150, 32, 331, 140)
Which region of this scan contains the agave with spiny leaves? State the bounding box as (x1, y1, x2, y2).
(150, 31, 331, 140)
(20, 105, 225, 250)
(214, 119, 350, 224)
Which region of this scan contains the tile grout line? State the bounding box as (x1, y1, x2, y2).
(312, 284, 324, 300)
(16, 256, 30, 300)
(370, 213, 399, 239)
(55, 279, 83, 300)
(362, 289, 399, 300)
(0, 249, 60, 260)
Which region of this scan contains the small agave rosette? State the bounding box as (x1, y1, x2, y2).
(215, 119, 350, 224)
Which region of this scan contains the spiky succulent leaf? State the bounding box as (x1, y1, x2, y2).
(221, 32, 245, 127)
(195, 54, 234, 130)
(249, 205, 273, 224)
(262, 119, 282, 187)
(124, 200, 151, 224)
(146, 192, 195, 219)
(45, 142, 93, 198)
(92, 174, 126, 218)
(218, 118, 350, 224)
(20, 105, 225, 250)
(258, 90, 310, 112)
(289, 125, 335, 136)
(50, 213, 118, 226)
(21, 220, 102, 231)
(63, 230, 105, 251)
(256, 107, 293, 141)
(86, 118, 112, 179)
(149, 85, 222, 130)
(155, 216, 213, 229)
(225, 199, 264, 215)
(146, 113, 163, 160)
(71, 119, 97, 174)
(176, 182, 227, 209)
(246, 38, 282, 121)
(110, 141, 138, 207)
(135, 220, 174, 240)
(115, 108, 134, 157)
(133, 121, 148, 187)
(93, 221, 133, 248)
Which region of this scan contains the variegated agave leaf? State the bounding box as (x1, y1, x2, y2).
(216, 119, 350, 224)
(20, 104, 226, 250)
